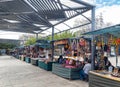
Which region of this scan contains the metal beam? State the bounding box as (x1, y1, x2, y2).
(57, 0, 67, 17)
(81, 14, 91, 22)
(53, 0, 82, 14)
(0, 11, 34, 15)
(63, 7, 91, 11)
(55, 28, 61, 32)
(63, 22, 72, 28)
(39, 8, 90, 34)
(47, 22, 91, 36)
(52, 8, 90, 25)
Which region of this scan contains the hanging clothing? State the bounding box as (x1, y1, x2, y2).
(104, 44, 108, 52)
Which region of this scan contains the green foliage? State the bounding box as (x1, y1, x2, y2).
(25, 37, 36, 46)
(45, 31, 75, 40)
(0, 43, 16, 49)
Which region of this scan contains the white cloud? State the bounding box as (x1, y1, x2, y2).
(0, 31, 23, 40)
(96, 5, 120, 24)
(82, 0, 95, 4)
(81, 0, 120, 25)
(0, 34, 19, 40)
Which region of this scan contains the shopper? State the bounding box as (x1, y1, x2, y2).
(57, 55, 63, 64)
(80, 59, 91, 81)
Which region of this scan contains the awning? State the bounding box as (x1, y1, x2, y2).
(83, 24, 120, 37)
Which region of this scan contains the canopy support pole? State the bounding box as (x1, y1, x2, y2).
(52, 26, 54, 61)
(36, 33, 38, 40)
(91, 7, 95, 70)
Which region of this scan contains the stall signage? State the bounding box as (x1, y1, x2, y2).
(54, 39, 68, 46)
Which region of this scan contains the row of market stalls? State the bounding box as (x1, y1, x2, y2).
(13, 36, 91, 80)
(13, 24, 120, 83)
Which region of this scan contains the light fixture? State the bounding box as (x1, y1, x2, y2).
(33, 23, 43, 27)
(3, 19, 21, 23)
(0, 0, 13, 2)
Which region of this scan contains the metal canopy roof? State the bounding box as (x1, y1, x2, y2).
(0, 0, 94, 34)
(83, 24, 120, 37)
(0, 38, 20, 45)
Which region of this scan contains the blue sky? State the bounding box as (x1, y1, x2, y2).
(84, 0, 120, 24)
(96, 0, 120, 5)
(95, 0, 120, 8)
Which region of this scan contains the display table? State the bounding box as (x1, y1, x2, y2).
(31, 58, 40, 66)
(38, 60, 55, 71)
(52, 63, 81, 80)
(89, 71, 120, 87)
(25, 57, 31, 63)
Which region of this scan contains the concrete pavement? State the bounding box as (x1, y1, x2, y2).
(0, 55, 88, 87)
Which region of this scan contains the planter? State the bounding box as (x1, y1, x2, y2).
(16, 55, 19, 59)
(25, 57, 31, 63)
(31, 58, 39, 66)
(52, 63, 81, 80)
(38, 60, 55, 71)
(21, 57, 25, 61)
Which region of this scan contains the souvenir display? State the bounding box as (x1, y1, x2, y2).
(54, 37, 91, 69)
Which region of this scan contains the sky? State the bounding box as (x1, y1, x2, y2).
(85, 0, 120, 24)
(0, 0, 120, 40)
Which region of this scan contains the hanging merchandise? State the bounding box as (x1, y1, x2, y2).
(101, 35, 104, 47)
(116, 38, 120, 45)
(108, 34, 113, 45)
(104, 44, 108, 52)
(110, 45, 116, 56)
(74, 50, 77, 57)
(77, 39, 80, 56)
(64, 44, 69, 51)
(71, 39, 77, 51)
(79, 38, 85, 47)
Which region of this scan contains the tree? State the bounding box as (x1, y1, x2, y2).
(45, 31, 75, 40)
(0, 43, 16, 49)
(25, 37, 36, 46)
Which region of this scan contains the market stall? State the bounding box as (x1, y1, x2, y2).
(28, 39, 55, 70)
(17, 46, 24, 60)
(84, 24, 120, 86)
(24, 46, 31, 63)
(52, 37, 91, 79)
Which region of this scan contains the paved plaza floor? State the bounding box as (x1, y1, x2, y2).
(0, 55, 88, 87)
